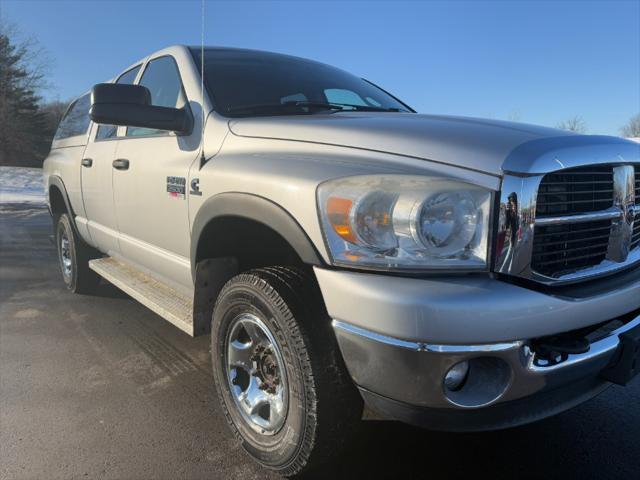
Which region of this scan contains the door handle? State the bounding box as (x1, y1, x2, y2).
(112, 158, 130, 170)
(81, 158, 93, 167)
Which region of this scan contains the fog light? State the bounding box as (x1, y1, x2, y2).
(443, 357, 512, 408)
(444, 361, 470, 391)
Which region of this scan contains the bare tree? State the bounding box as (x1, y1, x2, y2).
(556, 116, 587, 133)
(507, 109, 522, 122)
(41, 100, 67, 126)
(620, 113, 640, 138)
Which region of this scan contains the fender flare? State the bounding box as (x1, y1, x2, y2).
(190, 192, 325, 281)
(47, 175, 79, 234)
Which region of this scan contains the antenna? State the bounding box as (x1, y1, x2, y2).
(200, 0, 206, 164)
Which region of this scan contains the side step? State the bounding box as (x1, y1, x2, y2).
(89, 257, 195, 336)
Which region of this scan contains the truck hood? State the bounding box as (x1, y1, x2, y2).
(228, 112, 574, 176)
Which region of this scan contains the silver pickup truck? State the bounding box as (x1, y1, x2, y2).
(44, 45, 640, 476)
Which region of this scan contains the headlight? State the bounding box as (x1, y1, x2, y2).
(317, 175, 492, 271)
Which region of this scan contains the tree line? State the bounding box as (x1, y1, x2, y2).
(0, 28, 66, 167)
(556, 114, 640, 136)
(0, 28, 639, 168)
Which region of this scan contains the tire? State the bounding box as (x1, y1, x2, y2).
(211, 266, 363, 476)
(55, 213, 101, 294)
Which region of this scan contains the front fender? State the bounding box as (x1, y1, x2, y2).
(190, 192, 324, 281)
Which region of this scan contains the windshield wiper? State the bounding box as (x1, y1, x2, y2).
(227, 101, 344, 115)
(329, 103, 403, 112)
(227, 101, 405, 116)
(287, 102, 402, 112)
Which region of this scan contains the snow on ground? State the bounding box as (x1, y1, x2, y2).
(0, 166, 45, 204)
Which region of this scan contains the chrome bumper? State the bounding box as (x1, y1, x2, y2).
(332, 315, 640, 411)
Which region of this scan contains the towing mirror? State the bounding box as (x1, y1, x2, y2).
(89, 83, 192, 135)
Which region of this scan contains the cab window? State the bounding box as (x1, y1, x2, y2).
(127, 56, 187, 137)
(54, 94, 91, 140)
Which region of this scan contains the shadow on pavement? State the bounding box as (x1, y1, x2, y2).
(89, 280, 131, 299)
(303, 400, 634, 479)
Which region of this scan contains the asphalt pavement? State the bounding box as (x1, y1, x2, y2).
(1, 203, 639, 479)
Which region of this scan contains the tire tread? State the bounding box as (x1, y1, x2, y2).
(212, 266, 362, 476)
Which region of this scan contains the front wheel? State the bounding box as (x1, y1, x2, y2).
(55, 213, 101, 294)
(211, 266, 363, 476)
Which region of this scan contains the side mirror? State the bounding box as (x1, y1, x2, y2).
(89, 83, 193, 135)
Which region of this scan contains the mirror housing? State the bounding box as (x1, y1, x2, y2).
(89, 83, 193, 135)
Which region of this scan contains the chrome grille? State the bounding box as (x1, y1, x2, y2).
(532, 166, 615, 277)
(495, 140, 639, 286)
(634, 168, 640, 251)
(535, 166, 614, 217)
(530, 165, 639, 280)
(532, 220, 612, 278)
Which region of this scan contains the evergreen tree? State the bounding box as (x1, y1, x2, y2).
(0, 30, 51, 166)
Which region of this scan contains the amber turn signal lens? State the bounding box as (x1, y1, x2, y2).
(326, 197, 357, 243)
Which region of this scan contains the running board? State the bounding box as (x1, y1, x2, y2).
(89, 257, 195, 336)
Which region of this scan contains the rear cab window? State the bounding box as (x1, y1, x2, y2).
(52, 94, 91, 147)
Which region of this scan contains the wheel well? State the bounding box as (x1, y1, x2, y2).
(192, 216, 310, 335)
(195, 216, 304, 272)
(49, 185, 67, 217)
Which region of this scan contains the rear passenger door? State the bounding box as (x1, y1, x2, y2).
(49, 94, 92, 243)
(111, 55, 199, 290)
(81, 65, 141, 255)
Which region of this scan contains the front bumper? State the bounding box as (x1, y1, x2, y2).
(314, 267, 640, 430)
(333, 315, 638, 428)
(358, 375, 611, 432)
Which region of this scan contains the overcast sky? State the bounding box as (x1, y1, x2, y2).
(2, 0, 639, 135)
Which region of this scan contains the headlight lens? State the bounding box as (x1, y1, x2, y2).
(318, 175, 492, 270)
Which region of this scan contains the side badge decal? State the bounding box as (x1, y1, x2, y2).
(167, 176, 186, 199)
(190, 178, 202, 196)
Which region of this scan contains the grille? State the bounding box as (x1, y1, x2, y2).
(532, 219, 612, 278)
(634, 168, 640, 251)
(535, 166, 614, 217)
(531, 165, 640, 279)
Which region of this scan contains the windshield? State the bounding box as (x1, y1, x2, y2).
(191, 48, 413, 117)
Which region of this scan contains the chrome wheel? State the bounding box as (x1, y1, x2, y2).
(60, 231, 72, 278)
(226, 313, 288, 435)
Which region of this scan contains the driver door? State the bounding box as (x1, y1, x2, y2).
(111, 55, 199, 290)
